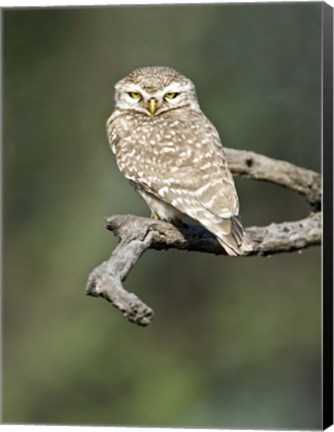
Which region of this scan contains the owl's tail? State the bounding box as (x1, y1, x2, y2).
(216, 216, 253, 256)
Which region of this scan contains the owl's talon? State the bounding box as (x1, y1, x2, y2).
(151, 213, 161, 221)
(171, 217, 186, 228)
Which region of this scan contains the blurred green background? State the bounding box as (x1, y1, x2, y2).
(3, 3, 322, 429)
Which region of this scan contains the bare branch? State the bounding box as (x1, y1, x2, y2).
(86, 148, 322, 326)
(224, 148, 321, 209)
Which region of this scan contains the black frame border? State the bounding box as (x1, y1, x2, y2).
(323, 2, 333, 429)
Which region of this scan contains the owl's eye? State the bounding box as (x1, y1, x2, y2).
(164, 92, 179, 99)
(128, 92, 142, 99)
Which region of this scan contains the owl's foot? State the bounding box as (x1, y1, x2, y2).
(171, 217, 187, 228)
(151, 212, 161, 221)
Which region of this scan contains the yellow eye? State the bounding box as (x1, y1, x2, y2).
(164, 92, 179, 99)
(129, 92, 141, 99)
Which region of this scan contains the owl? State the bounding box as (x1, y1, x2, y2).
(106, 66, 252, 256)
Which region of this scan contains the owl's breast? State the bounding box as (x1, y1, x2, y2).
(107, 108, 221, 184)
(111, 110, 175, 151)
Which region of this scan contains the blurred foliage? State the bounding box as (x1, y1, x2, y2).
(3, 3, 322, 429)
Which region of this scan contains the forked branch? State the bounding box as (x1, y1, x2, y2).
(86, 148, 322, 326)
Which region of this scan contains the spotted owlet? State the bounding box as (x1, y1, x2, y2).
(107, 66, 252, 256)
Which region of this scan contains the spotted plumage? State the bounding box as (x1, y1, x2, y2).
(107, 66, 252, 256)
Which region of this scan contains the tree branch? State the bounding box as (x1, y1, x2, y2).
(86, 148, 322, 326)
(225, 148, 321, 210)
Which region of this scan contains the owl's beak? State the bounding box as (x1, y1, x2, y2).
(147, 98, 158, 115)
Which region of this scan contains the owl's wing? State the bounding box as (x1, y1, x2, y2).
(145, 156, 245, 255)
(194, 155, 239, 219)
(145, 115, 239, 220)
(151, 164, 238, 219)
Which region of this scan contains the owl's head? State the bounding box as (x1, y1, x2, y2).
(114, 66, 200, 116)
